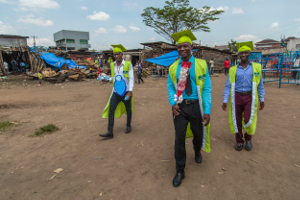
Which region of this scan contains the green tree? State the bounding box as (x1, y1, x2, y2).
(141, 0, 224, 45)
(228, 39, 237, 52)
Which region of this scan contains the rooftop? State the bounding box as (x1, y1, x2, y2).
(0, 34, 29, 39)
(255, 38, 280, 45)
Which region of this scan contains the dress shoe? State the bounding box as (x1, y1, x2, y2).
(235, 143, 243, 151)
(195, 152, 202, 163)
(99, 132, 113, 138)
(173, 172, 184, 187)
(125, 125, 131, 133)
(245, 140, 252, 151)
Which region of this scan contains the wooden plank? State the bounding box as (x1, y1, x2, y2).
(27, 50, 33, 72)
(0, 50, 7, 76)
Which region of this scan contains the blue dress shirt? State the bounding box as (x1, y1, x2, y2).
(223, 62, 265, 103)
(168, 56, 212, 114)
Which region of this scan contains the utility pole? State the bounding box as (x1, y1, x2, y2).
(31, 36, 38, 47)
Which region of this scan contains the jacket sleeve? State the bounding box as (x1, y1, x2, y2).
(202, 68, 212, 114)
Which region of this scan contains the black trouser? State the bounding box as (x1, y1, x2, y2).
(173, 100, 203, 173)
(108, 92, 132, 133)
(138, 73, 144, 84)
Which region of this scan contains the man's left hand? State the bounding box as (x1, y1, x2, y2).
(259, 102, 265, 110)
(126, 92, 132, 100)
(203, 114, 210, 126)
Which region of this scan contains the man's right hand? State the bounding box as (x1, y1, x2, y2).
(222, 103, 227, 111)
(172, 104, 181, 116)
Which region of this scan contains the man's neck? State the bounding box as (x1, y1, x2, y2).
(116, 60, 123, 66)
(182, 55, 192, 62)
(240, 60, 250, 69)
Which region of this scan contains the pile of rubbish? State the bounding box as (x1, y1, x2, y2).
(75, 60, 97, 67)
(97, 73, 112, 82)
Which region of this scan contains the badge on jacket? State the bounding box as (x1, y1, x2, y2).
(114, 75, 127, 96)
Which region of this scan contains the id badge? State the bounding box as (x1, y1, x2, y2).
(114, 75, 127, 97)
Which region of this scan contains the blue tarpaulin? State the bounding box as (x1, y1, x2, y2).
(145, 50, 197, 67)
(40, 53, 79, 70)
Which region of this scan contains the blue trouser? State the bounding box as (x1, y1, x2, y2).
(210, 67, 214, 75)
(12, 66, 19, 75)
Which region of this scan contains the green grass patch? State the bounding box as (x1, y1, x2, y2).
(0, 121, 19, 132)
(30, 124, 59, 137)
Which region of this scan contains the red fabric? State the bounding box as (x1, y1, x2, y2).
(176, 61, 192, 97)
(235, 93, 252, 143)
(224, 60, 230, 68)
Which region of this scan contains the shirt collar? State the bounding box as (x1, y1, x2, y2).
(238, 61, 252, 69)
(179, 55, 195, 65)
(115, 59, 125, 67)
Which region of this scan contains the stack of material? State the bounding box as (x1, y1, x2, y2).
(75, 60, 97, 67)
(134, 69, 150, 78)
(42, 68, 58, 77)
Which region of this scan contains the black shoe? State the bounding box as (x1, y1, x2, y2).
(125, 126, 131, 133)
(195, 152, 202, 163)
(99, 132, 113, 138)
(245, 140, 252, 151)
(235, 143, 243, 151)
(173, 172, 184, 187)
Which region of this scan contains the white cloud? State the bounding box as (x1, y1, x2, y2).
(18, 15, 54, 26)
(95, 27, 108, 34)
(129, 25, 140, 32)
(295, 18, 300, 22)
(0, 20, 17, 34)
(148, 38, 156, 41)
(271, 22, 279, 30)
(80, 6, 88, 10)
(0, 0, 11, 3)
(235, 34, 260, 43)
(27, 37, 55, 47)
(123, 1, 138, 8)
(209, 6, 229, 11)
(232, 8, 243, 14)
(214, 42, 218, 46)
(86, 11, 110, 21)
(111, 25, 127, 33)
(18, 0, 60, 10)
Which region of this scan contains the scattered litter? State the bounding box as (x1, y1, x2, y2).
(222, 168, 226, 171)
(201, 185, 207, 188)
(218, 172, 225, 175)
(251, 159, 259, 163)
(88, 180, 91, 183)
(48, 174, 56, 180)
(294, 116, 297, 119)
(225, 156, 230, 160)
(118, 148, 122, 151)
(211, 138, 216, 141)
(161, 160, 170, 162)
(294, 164, 300, 168)
(99, 192, 103, 196)
(53, 168, 63, 173)
(216, 135, 221, 139)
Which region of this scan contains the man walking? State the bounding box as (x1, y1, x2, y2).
(224, 58, 230, 77)
(222, 41, 265, 151)
(209, 58, 214, 75)
(137, 61, 144, 84)
(100, 44, 134, 138)
(168, 30, 211, 187)
(11, 58, 19, 75)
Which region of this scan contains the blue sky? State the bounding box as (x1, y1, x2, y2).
(0, 0, 300, 50)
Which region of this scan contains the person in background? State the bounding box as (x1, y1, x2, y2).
(222, 41, 265, 152)
(209, 58, 214, 75)
(20, 61, 26, 73)
(38, 70, 43, 86)
(137, 61, 144, 84)
(89, 67, 94, 79)
(224, 58, 230, 77)
(100, 58, 103, 67)
(11, 58, 19, 75)
(4, 61, 9, 75)
(292, 55, 300, 79)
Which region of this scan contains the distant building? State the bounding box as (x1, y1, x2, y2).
(214, 45, 229, 50)
(0, 34, 29, 47)
(53, 30, 90, 51)
(255, 38, 281, 50)
(285, 37, 300, 51)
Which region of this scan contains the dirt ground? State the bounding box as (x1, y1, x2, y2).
(0, 75, 300, 200)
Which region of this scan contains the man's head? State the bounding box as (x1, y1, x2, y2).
(211, 58, 214, 61)
(172, 29, 197, 61)
(237, 41, 254, 63)
(111, 44, 126, 63)
(226, 58, 229, 61)
(177, 42, 193, 60)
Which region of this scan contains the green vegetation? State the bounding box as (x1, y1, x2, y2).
(228, 39, 238, 52)
(30, 124, 59, 137)
(141, 0, 225, 44)
(0, 121, 17, 132)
